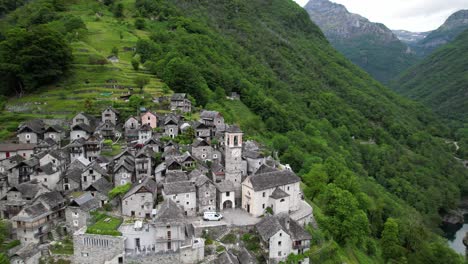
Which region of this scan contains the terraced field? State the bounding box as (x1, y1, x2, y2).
(0, 0, 166, 140)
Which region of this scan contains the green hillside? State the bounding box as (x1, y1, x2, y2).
(393, 29, 468, 123)
(0, 0, 467, 262)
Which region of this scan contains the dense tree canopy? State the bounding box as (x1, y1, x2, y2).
(0, 25, 72, 96)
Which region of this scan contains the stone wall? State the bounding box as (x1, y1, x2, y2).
(73, 228, 126, 264)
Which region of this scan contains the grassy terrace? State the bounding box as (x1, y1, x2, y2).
(86, 212, 122, 236)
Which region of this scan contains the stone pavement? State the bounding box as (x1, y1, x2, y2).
(190, 208, 261, 229)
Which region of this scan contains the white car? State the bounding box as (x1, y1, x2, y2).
(203, 212, 223, 221)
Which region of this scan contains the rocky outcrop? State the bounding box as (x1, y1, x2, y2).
(442, 210, 464, 226)
(303, 0, 418, 84)
(413, 10, 468, 56)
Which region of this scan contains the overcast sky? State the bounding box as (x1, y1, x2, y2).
(294, 0, 468, 32)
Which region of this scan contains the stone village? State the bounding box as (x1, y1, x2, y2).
(0, 93, 314, 264)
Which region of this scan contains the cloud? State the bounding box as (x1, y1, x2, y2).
(295, 0, 468, 31)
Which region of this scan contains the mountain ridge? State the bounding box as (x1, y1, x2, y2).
(304, 0, 418, 84)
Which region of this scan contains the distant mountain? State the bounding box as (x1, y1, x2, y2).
(393, 29, 468, 123)
(304, 0, 418, 84)
(392, 30, 430, 45)
(414, 10, 468, 56)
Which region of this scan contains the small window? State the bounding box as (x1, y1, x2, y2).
(262, 192, 266, 197)
(213, 154, 218, 158)
(186, 194, 189, 198)
(44, 178, 47, 182)
(226, 192, 230, 197)
(278, 241, 282, 246)
(262, 204, 265, 209)
(278, 251, 282, 257)
(280, 198, 285, 202)
(89, 169, 93, 174)
(287, 186, 290, 191)
(279, 232, 282, 237)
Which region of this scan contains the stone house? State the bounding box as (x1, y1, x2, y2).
(170, 93, 192, 113)
(141, 111, 158, 129)
(0, 143, 35, 161)
(135, 147, 153, 179)
(193, 122, 211, 139)
(84, 135, 103, 162)
(200, 110, 225, 132)
(38, 149, 69, 173)
(17, 120, 45, 144)
(0, 182, 49, 219)
(153, 199, 189, 252)
(7, 158, 39, 186)
(9, 243, 42, 264)
(70, 123, 94, 141)
(164, 115, 179, 139)
(44, 125, 65, 143)
(72, 112, 98, 127)
(58, 167, 83, 192)
(95, 121, 121, 140)
(241, 170, 301, 217)
(191, 138, 213, 161)
(84, 177, 113, 207)
(256, 214, 311, 263)
(30, 163, 61, 190)
(162, 181, 197, 216)
(102, 106, 119, 125)
(138, 124, 152, 144)
(12, 191, 66, 245)
(113, 156, 135, 186)
(66, 192, 101, 232)
(215, 180, 236, 210)
(121, 178, 157, 218)
(243, 150, 266, 175)
(165, 171, 188, 183)
(73, 228, 126, 264)
(193, 175, 217, 213)
(68, 138, 86, 161)
(35, 138, 59, 153)
(81, 161, 108, 190)
(125, 116, 139, 130)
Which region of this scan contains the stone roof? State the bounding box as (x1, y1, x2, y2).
(8, 154, 25, 164)
(163, 181, 195, 195)
(269, 187, 290, 200)
(165, 171, 188, 183)
(215, 180, 236, 192)
(85, 177, 112, 195)
(13, 202, 49, 222)
(139, 123, 152, 131)
(37, 191, 65, 210)
(67, 138, 86, 148)
(200, 110, 221, 120)
(254, 164, 277, 175)
(193, 175, 212, 187)
(192, 138, 210, 147)
(72, 123, 94, 133)
(37, 163, 56, 175)
(18, 119, 45, 134)
(64, 167, 83, 183)
(164, 114, 179, 125)
(11, 182, 45, 199)
(69, 193, 101, 211)
(256, 213, 311, 242)
(171, 93, 187, 101)
(243, 150, 264, 159)
(114, 157, 135, 173)
(123, 177, 157, 200)
(0, 143, 36, 152)
(45, 124, 64, 133)
(155, 199, 185, 223)
(256, 215, 285, 241)
(103, 106, 120, 114)
(225, 125, 242, 133)
(249, 170, 300, 191)
(86, 161, 108, 176)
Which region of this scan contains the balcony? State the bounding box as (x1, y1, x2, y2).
(292, 240, 310, 250)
